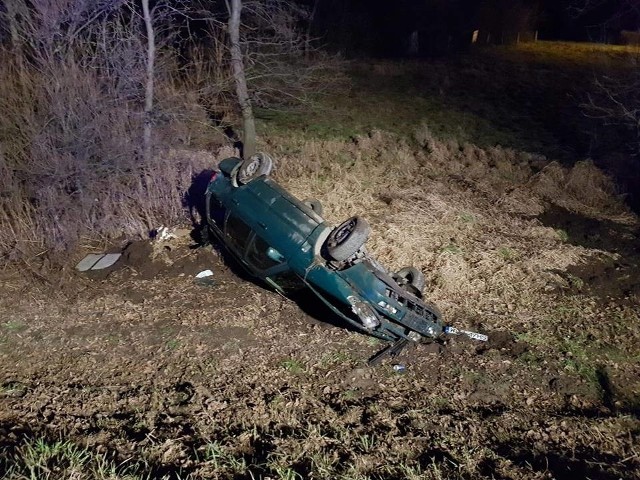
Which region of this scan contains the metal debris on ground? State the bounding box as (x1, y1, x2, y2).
(76, 253, 122, 272)
(444, 326, 489, 342)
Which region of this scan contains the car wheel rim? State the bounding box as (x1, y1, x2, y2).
(334, 219, 355, 244)
(245, 157, 260, 175)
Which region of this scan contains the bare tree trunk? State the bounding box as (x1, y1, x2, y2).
(142, 0, 155, 163)
(228, 0, 256, 160)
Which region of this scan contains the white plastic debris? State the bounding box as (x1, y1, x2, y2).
(76, 253, 122, 272)
(194, 269, 215, 287)
(195, 270, 214, 279)
(155, 226, 177, 241)
(92, 253, 122, 270)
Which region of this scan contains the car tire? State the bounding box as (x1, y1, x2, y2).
(235, 152, 273, 185)
(303, 198, 323, 216)
(325, 216, 370, 262)
(395, 266, 426, 293)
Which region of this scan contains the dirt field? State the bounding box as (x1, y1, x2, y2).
(1, 128, 638, 479)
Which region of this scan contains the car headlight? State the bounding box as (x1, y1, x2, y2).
(347, 296, 380, 330)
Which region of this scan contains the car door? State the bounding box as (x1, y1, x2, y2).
(244, 233, 296, 290)
(223, 213, 287, 275)
(205, 191, 226, 239)
(224, 213, 254, 263)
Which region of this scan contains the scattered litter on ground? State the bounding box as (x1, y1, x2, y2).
(195, 269, 214, 278)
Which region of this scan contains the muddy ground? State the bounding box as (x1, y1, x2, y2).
(0, 200, 638, 479)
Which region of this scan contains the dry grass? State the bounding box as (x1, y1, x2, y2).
(488, 40, 640, 71)
(0, 127, 637, 478)
(269, 125, 635, 326)
(1, 256, 637, 479)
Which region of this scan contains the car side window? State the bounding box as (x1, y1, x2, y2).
(247, 235, 284, 271)
(208, 195, 225, 229)
(225, 214, 252, 253)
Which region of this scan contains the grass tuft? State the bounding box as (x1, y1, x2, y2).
(3, 438, 151, 480)
(280, 358, 305, 374)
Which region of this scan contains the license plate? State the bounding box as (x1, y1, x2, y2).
(444, 326, 488, 342)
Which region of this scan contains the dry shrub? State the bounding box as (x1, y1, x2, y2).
(0, 60, 212, 260)
(179, 40, 237, 129)
(529, 160, 629, 220)
(0, 0, 343, 263)
(271, 127, 633, 324)
(0, 29, 219, 261)
(241, 0, 347, 109)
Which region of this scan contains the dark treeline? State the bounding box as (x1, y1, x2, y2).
(1, 0, 636, 59)
(306, 0, 540, 56)
(296, 0, 639, 57)
(539, 0, 640, 43)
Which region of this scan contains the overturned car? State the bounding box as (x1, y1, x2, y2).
(204, 153, 485, 360)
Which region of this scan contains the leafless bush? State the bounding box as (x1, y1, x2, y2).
(240, 0, 345, 109)
(0, 0, 217, 261)
(180, 37, 235, 121)
(570, 0, 640, 154)
(583, 70, 640, 153)
(175, 0, 343, 119)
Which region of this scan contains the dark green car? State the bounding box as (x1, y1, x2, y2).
(205, 154, 486, 351)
